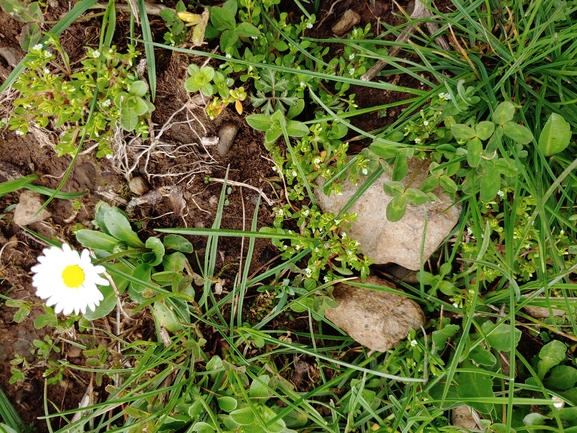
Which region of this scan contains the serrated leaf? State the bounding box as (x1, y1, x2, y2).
(503, 121, 533, 144)
(451, 124, 476, 141)
(480, 166, 501, 201)
(392, 153, 408, 181)
(432, 324, 460, 350)
(545, 365, 577, 390)
(467, 137, 482, 167)
(456, 372, 494, 414)
(481, 321, 521, 352)
(493, 101, 515, 125)
(386, 195, 406, 222)
(383, 181, 404, 197)
(537, 340, 567, 379)
(76, 229, 119, 252)
(475, 121, 495, 140)
(539, 113, 572, 156)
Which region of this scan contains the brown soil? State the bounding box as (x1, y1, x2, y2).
(0, 0, 455, 431)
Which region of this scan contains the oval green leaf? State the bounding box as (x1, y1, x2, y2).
(450, 124, 476, 141)
(467, 137, 482, 167)
(493, 101, 515, 125)
(76, 229, 119, 252)
(503, 121, 533, 144)
(539, 113, 572, 156)
(475, 121, 495, 141)
(386, 194, 406, 222)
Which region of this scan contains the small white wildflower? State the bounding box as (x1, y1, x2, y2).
(410, 340, 418, 347)
(101, 99, 112, 107)
(348, 53, 355, 60)
(306, 22, 313, 29)
(313, 157, 321, 165)
(15, 130, 24, 136)
(439, 92, 452, 101)
(91, 50, 101, 58)
(323, 275, 329, 283)
(349, 68, 355, 75)
(423, 121, 429, 126)
(552, 396, 565, 409)
(300, 81, 306, 87)
(453, 302, 459, 308)
(32, 43, 43, 50)
(467, 227, 474, 237)
(497, 190, 505, 197)
(43, 68, 50, 74)
(305, 268, 312, 277)
(225, 53, 232, 59)
(414, 138, 421, 144)
(361, 169, 368, 175)
(560, 230, 565, 235)
(105, 153, 113, 160)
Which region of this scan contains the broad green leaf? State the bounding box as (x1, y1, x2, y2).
(416, 271, 436, 285)
(129, 263, 152, 302)
(220, 29, 238, 50)
(480, 166, 501, 201)
(102, 207, 144, 247)
(545, 365, 577, 390)
(503, 121, 533, 144)
(286, 120, 309, 137)
(475, 121, 495, 140)
(405, 187, 430, 205)
(76, 229, 119, 252)
(236, 22, 259, 37)
(558, 407, 577, 421)
(217, 396, 238, 412)
(386, 194, 406, 222)
(249, 375, 271, 398)
(192, 422, 215, 433)
(439, 175, 458, 195)
(392, 153, 408, 181)
(163, 252, 187, 272)
(419, 175, 439, 193)
(481, 321, 521, 352)
(34, 312, 56, 329)
(456, 371, 494, 414)
(539, 113, 572, 156)
(152, 301, 183, 333)
(432, 324, 459, 350)
(469, 345, 497, 366)
(163, 234, 193, 253)
(230, 407, 255, 426)
(144, 236, 165, 266)
(132, 97, 150, 116)
(210, 4, 235, 30)
(523, 413, 548, 426)
(20, 22, 41, 52)
(495, 157, 518, 177)
(451, 124, 476, 141)
(369, 143, 398, 159)
(129, 80, 148, 97)
(493, 101, 515, 125)
(246, 114, 272, 131)
(83, 284, 117, 320)
(537, 340, 567, 379)
(383, 181, 404, 197)
(120, 106, 138, 131)
(466, 137, 482, 167)
(265, 126, 282, 142)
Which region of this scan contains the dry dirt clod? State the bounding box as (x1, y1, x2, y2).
(325, 275, 425, 352)
(452, 405, 481, 430)
(331, 10, 361, 36)
(217, 122, 239, 157)
(13, 190, 52, 226)
(128, 176, 150, 196)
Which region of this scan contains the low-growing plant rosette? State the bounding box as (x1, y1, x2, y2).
(31, 243, 109, 315)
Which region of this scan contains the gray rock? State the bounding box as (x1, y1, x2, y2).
(315, 158, 461, 270)
(13, 190, 51, 226)
(332, 10, 361, 36)
(325, 276, 425, 352)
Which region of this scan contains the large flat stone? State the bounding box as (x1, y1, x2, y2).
(315, 158, 461, 270)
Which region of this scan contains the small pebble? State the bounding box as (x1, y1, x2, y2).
(129, 176, 149, 196)
(332, 10, 361, 36)
(13, 191, 52, 226)
(217, 122, 239, 157)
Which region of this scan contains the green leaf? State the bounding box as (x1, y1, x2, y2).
(456, 371, 494, 414)
(503, 121, 533, 144)
(432, 324, 460, 350)
(236, 22, 259, 37)
(220, 29, 239, 50)
(230, 407, 255, 426)
(210, 5, 235, 31)
(20, 22, 42, 52)
(475, 121, 495, 140)
(144, 236, 165, 266)
(386, 195, 406, 222)
(83, 284, 117, 320)
(383, 181, 404, 197)
(466, 137, 483, 168)
(152, 301, 183, 333)
(192, 422, 215, 433)
(480, 166, 501, 201)
(523, 413, 548, 426)
(76, 229, 119, 252)
(120, 105, 138, 131)
(439, 175, 457, 195)
(246, 114, 272, 131)
(481, 321, 521, 352)
(0, 174, 38, 198)
(286, 120, 309, 137)
(493, 101, 515, 125)
(419, 175, 439, 193)
(34, 313, 56, 329)
(249, 375, 271, 398)
(545, 365, 577, 390)
(163, 252, 187, 272)
(163, 234, 193, 253)
(102, 207, 144, 248)
(405, 187, 430, 205)
(451, 124, 476, 141)
(392, 153, 408, 181)
(217, 396, 238, 412)
(129, 80, 148, 97)
(539, 113, 572, 156)
(469, 345, 497, 366)
(537, 340, 567, 379)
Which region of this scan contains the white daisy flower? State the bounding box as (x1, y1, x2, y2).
(31, 244, 108, 315)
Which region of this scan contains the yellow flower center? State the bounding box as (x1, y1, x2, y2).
(62, 265, 85, 288)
